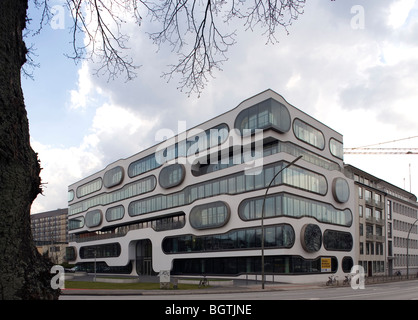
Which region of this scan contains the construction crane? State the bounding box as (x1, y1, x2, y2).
(344, 136, 418, 155)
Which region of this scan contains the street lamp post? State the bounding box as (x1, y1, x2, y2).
(261, 155, 303, 289)
(406, 218, 418, 279)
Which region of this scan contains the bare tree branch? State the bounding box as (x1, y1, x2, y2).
(142, 0, 306, 95)
(27, 0, 309, 94)
(65, 0, 142, 81)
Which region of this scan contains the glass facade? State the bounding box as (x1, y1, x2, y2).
(332, 177, 350, 203)
(69, 175, 156, 215)
(85, 209, 102, 228)
(189, 201, 230, 230)
(68, 189, 74, 202)
(129, 161, 327, 217)
(69, 216, 84, 231)
(80, 243, 121, 259)
(171, 255, 338, 276)
(128, 124, 229, 179)
(159, 164, 185, 189)
(293, 118, 325, 150)
(239, 192, 353, 227)
(235, 98, 291, 135)
(128, 154, 161, 178)
(193, 139, 340, 177)
(323, 230, 353, 251)
(76, 178, 102, 198)
(163, 224, 295, 254)
(330, 138, 344, 160)
(104, 166, 124, 188)
(68, 92, 353, 281)
(106, 205, 125, 222)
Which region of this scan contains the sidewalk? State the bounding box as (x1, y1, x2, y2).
(61, 274, 323, 296)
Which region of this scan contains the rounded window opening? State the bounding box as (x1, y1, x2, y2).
(159, 164, 185, 189)
(235, 98, 291, 135)
(301, 224, 322, 253)
(189, 201, 230, 230)
(332, 177, 350, 203)
(104, 166, 124, 188)
(85, 209, 103, 228)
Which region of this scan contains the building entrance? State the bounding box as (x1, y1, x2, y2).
(136, 239, 154, 275)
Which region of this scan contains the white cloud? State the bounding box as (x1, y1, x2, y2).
(31, 139, 103, 213)
(29, 0, 418, 212)
(69, 61, 93, 110)
(388, 0, 416, 28)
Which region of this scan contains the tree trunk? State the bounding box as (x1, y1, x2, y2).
(0, 0, 59, 299)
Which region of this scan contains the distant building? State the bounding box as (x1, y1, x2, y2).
(345, 165, 418, 276)
(67, 89, 356, 283)
(30, 208, 68, 264)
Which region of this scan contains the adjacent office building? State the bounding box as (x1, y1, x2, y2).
(66, 89, 356, 283)
(31, 208, 69, 264)
(345, 165, 418, 277)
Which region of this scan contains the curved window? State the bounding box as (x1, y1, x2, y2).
(193, 139, 340, 177)
(324, 230, 353, 251)
(190, 202, 230, 230)
(171, 255, 338, 276)
(75, 262, 132, 274)
(239, 192, 353, 227)
(235, 98, 291, 135)
(128, 154, 161, 178)
(159, 164, 185, 189)
(151, 213, 186, 232)
(185, 123, 229, 157)
(129, 161, 327, 218)
(104, 166, 124, 188)
(80, 243, 121, 259)
(301, 224, 322, 253)
(330, 138, 344, 160)
(106, 205, 125, 222)
(332, 178, 350, 203)
(68, 190, 75, 202)
(85, 209, 102, 228)
(69, 175, 156, 215)
(342, 256, 354, 273)
(293, 118, 325, 150)
(76, 178, 102, 198)
(163, 224, 294, 253)
(69, 216, 84, 230)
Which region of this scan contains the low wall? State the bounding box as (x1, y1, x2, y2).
(96, 277, 140, 284)
(177, 279, 234, 286)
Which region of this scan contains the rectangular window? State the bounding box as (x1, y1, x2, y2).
(366, 207, 372, 219)
(387, 200, 392, 220)
(366, 224, 373, 237)
(375, 209, 382, 221)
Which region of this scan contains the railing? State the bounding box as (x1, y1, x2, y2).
(365, 273, 418, 284)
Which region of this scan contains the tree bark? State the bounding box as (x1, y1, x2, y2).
(0, 0, 59, 299)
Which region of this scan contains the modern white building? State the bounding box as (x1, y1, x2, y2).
(66, 89, 356, 283)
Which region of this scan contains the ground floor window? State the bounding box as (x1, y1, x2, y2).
(75, 262, 132, 274)
(171, 255, 339, 276)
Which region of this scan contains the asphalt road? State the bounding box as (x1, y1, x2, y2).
(60, 279, 418, 300)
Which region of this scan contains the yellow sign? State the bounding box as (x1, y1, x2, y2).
(321, 258, 331, 272)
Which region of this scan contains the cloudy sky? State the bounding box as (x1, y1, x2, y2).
(23, 0, 418, 214)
